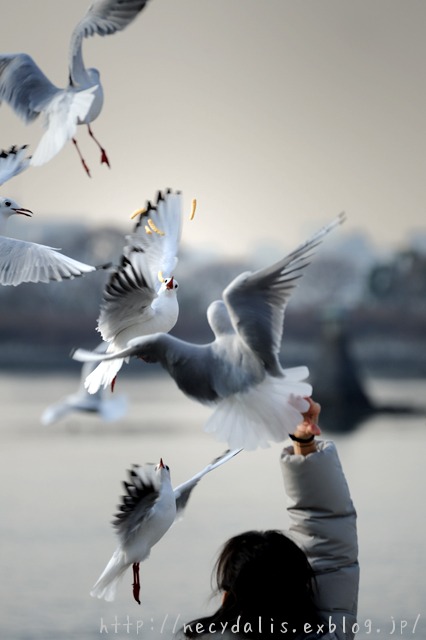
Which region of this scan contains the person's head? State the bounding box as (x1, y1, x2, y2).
(183, 530, 321, 638)
(215, 530, 316, 613)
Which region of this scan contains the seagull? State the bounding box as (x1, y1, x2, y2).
(73, 213, 346, 450)
(41, 342, 128, 426)
(0, 0, 150, 176)
(0, 145, 31, 186)
(0, 196, 110, 286)
(90, 448, 242, 604)
(84, 189, 183, 394)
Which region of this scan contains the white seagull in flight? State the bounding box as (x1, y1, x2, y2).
(0, 145, 31, 186)
(0, 0, 150, 176)
(0, 196, 110, 286)
(41, 342, 128, 426)
(90, 448, 242, 604)
(73, 213, 345, 450)
(84, 189, 183, 394)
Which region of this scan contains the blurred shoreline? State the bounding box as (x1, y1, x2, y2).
(0, 219, 425, 380)
(1, 320, 424, 379)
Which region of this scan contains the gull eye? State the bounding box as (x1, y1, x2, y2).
(174, 282, 179, 289)
(4, 201, 11, 207)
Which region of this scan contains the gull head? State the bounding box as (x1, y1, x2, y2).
(87, 68, 101, 84)
(159, 276, 179, 294)
(155, 458, 171, 479)
(0, 196, 33, 222)
(207, 300, 234, 337)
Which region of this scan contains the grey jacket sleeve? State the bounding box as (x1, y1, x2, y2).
(280, 440, 359, 640)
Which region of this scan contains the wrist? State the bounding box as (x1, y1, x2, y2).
(288, 433, 315, 443)
(289, 432, 317, 456)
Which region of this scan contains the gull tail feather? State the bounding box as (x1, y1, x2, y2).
(90, 548, 128, 602)
(84, 358, 125, 394)
(204, 370, 312, 451)
(30, 86, 96, 166)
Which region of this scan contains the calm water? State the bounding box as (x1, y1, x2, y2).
(1, 372, 425, 640)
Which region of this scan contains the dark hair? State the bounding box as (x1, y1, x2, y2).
(181, 530, 322, 638)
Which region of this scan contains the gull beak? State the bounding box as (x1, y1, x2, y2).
(165, 277, 174, 290)
(159, 458, 165, 468)
(13, 207, 33, 217)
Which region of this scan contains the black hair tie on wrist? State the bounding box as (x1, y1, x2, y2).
(289, 433, 315, 443)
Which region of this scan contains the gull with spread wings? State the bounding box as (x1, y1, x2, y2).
(74, 213, 345, 450)
(90, 449, 242, 604)
(84, 189, 184, 394)
(0, 196, 110, 286)
(0, 0, 150, 175)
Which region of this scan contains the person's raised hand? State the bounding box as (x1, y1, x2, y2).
(293, 397, 321, 440)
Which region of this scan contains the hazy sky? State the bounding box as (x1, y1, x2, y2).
(2, 0, 426, 258)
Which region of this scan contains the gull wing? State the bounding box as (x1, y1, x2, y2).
(222, 213, 346, 376)
(96, 249, 157, 342)
(128, 189, 183, 291)
(96, 189, 182, 342)
(29, 86, 96, 167)
(0, 53, 60, 123)
(49, 387, 127, 423)
(0, 145, 31, 186)
(40, 388, 103, 426)
(72, 333, 223, 402)
(0, 237, 98, 286)
(69, 0, 150, 85)
(112, 463, 161, 541)
(173, 448, 243, 517)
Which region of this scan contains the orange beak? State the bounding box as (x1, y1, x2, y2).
(166, 277, 174, 290)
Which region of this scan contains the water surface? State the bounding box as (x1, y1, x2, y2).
(1, 373, 425, 639)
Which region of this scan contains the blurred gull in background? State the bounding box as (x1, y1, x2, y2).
(41, 342, 128, 426)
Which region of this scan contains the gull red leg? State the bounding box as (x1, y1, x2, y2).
(87, 124, 110, 167)
(132, 562, 141, 604)
(72, 138, 91, 177)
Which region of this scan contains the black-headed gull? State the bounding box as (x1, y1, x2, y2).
(0, 0, 150, 175)
(90, 448, 242, 604)
(0, 145, 31, 186)
(73, 213, 345, 450)
(0, 196, 110, 286)
(41, 343, 128, 426)
(84, 189, 183, 394)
